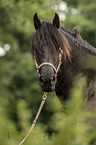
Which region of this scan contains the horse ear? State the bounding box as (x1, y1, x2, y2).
(52, 13, 60, 28)
(33, 13, 41, 30)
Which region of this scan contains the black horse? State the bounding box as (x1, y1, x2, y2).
(31, 13, 96, 100)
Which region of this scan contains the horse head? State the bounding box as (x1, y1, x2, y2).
(31, 13, 71, 92)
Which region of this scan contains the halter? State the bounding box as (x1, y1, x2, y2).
(34, 47, 63, 76)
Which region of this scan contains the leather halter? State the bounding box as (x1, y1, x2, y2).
(34, 47, 63, 76)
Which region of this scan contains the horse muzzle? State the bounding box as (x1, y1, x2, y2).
(39, 75, 57, 92)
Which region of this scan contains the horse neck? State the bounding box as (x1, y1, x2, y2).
(60, 27, 96, 56)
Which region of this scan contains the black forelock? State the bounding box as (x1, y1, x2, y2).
(31, 21, 71, 61)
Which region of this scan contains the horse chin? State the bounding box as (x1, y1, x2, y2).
(41, 85, 55, 92)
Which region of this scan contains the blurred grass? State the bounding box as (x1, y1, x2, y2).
(0, 75, 96, 145)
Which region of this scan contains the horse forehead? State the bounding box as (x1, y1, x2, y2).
(43, 46, 51, 54)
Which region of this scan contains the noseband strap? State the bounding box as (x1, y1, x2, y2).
(34, 47, 63, 76)
(37, 62, 57, 73)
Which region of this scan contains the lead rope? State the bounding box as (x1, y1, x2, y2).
(19, 92, 47, 145)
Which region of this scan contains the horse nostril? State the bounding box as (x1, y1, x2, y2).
(51, 76, 56, 82)
(39, 76, 45, 84)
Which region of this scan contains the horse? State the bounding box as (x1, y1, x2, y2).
(31, 13, 96, 101)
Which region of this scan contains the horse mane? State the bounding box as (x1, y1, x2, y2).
(31, 21, 71, 62)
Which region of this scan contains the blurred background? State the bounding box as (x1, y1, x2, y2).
(0, 0, 96, 145)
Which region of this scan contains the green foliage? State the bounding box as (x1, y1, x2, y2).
(1, 75, 96, 145)
(62, 0, 96, 46)
(0, 0, 96, 145)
